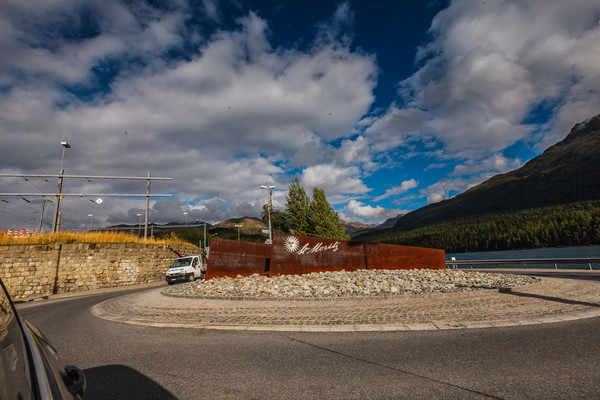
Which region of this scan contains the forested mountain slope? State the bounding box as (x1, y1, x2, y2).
(354, 114, 600, 251)
(398, 113, 600, 231)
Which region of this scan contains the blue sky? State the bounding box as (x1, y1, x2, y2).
(1, 0, 600, 230)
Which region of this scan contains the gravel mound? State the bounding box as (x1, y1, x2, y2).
(162, 269, 540, 299)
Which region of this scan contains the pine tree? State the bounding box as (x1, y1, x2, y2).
(308, 187, 349, 240)
(284, 179, 348, 240)
(284, 178, 311, 235)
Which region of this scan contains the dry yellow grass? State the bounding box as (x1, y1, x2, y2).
(0, 231, 190, 246)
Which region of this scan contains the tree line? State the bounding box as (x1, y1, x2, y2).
(353, 200, 600, 253)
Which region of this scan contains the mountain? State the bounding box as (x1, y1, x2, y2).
(344, 221, 376, 234)
(375, 214, 403, 230)
(390, 113, 600, 231)
(213, 217, 267, 234)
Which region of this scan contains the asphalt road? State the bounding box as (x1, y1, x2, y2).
(16, 286, 600, 400)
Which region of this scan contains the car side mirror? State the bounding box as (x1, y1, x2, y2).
(61, 365, 86, 398)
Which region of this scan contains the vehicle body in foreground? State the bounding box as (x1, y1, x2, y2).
(0, 278, 86, 399)
(166, 255, 205, 284)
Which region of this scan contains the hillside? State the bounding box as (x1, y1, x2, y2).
(353, 113, 600, 250)
(376, 214, 403, 230)
(394, 113, 600, 231)
(345, 221, 376, 234)
(213, 217, 267, 234)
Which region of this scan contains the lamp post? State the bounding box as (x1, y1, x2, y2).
(234, 224, 242, 241)
(137, 213, 142, 236)
(183, 211, 189, 226)
(208, 233, 218, 247)
(52, 141, 70, 232)
(88, 214, 94, 229)
(260, 185, 275, 244)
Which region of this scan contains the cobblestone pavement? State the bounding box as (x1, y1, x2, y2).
(91, 277, 600, 331)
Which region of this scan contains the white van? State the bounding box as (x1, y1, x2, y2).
(166, 255, 205, 284)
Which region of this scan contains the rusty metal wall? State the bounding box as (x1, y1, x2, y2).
(270, 235, 445, 276)
(205, 238, 271, 280)
(363, 242, 445, 270)
(270, 235, 365, 276)
(205, 235, 445, 280)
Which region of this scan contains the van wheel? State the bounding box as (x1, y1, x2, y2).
(187, 274, 195, 282)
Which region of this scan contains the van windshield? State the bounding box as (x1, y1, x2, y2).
(170, 257, 192, 268)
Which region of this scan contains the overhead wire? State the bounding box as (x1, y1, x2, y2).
(1, 174, 160, 230)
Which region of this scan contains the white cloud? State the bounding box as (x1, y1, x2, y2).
(0, 3, 378, 229)
(0, 0, 186, 87)
(365, 107, 427, 153)
(301, 164, 369, 196)
(292, 135, 377, 172)
(315, 1, 355, 47)
(374, 179, 418, 202)
(450, 154, 522, 177)
(344, 200, 399, 224)
(420, 177, 474, 204)
(368, 0, 600, 157)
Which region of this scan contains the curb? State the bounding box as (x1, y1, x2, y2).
(13, 281, 167, 304)
(91, 277, 600, 332)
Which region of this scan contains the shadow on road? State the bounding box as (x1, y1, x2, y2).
(499, 287, 600, 308)
(84, 365, 177, 400)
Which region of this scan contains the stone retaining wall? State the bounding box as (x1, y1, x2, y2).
(0, 243, 199, 299)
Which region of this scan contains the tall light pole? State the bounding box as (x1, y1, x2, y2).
(137, 213, 142, 236)
(88, 214, 94, 229)
(183, 211, 189, 226)
(52, 141, 70, 232)
(208, 232, 218, 248)
(260, 185, 275, 244)
(234, 224, 242, 241)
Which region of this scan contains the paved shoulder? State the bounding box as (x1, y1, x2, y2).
(91, 277, 600, 331)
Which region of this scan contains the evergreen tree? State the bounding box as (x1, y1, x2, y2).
(284, 178, 310, 235)
(284, 179, 349, 240)
(307, 187, 349, 240)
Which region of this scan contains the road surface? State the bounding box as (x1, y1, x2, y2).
(16, 283, 600, 400)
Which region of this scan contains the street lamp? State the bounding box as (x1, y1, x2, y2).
(208, 233, 218, 247)
(137, 213, 142, 236)
(52, 141, 70, 232)
(234, 224, 242, 241)
(260, 185, 275, 244)
(88, 214, 94, 229)
(183, 211, 189, 226)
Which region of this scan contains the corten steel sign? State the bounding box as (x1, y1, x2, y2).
(270, 235, 445, 276)
(205, 235, 445, 280)
(205, 238, 272, 280)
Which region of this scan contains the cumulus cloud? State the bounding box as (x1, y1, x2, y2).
(420, 177, 475, 204)
(367, 0, 600, 157)
(0, 1, 377, 229)
(365, 107, 428, 153)
(374, 179, 418, 202)
(344, 200, 400, 224)
(301, 164, 369, 197)
(450, 154, 522, 177)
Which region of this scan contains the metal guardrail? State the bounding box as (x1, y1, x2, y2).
(445, 258, 600, 271)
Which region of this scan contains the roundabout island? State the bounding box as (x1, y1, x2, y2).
(92, 269, 600, 332)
